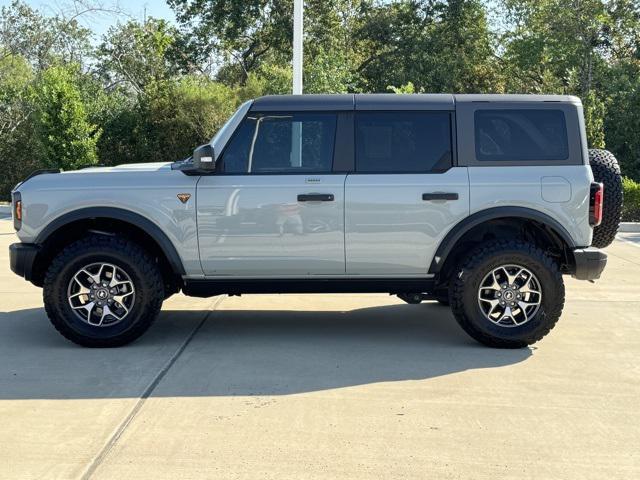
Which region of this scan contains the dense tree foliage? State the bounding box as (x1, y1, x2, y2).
(2, 0, 640, 201)
(30, 65, 101, 170)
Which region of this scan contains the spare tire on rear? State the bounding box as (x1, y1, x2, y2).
(589, 149, 623, 248)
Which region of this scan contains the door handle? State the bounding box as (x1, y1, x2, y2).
(298, 193, 335, 202)
(422, 192, 459, 201)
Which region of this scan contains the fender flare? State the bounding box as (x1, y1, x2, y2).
(429, 207, 577, 274)
(35, 207, 186, 275)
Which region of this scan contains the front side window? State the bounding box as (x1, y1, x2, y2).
(475, 109, 569, 162)
(221, 112, 337, 174)
(355, 111, 452, 173)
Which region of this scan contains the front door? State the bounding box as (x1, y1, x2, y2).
(345, 110, 469, 275)
(197, 111, 346, 276)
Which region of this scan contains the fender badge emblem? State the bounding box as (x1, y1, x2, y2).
(177, 193, 191, 204)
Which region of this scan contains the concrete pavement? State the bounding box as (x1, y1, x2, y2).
(0, 218, 638, 479)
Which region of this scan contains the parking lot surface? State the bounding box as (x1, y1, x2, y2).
(0, 217, 639, 479)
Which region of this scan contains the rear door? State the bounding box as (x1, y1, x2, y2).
(345, 108, 470, 275)
(197, 111, 347, 276)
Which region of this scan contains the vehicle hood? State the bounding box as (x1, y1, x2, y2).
(15, 162, 178, 193)
(67, 162, 174, 174)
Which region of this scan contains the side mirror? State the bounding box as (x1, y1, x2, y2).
(192, 144, 216, 172)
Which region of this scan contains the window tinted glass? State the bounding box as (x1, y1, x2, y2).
(475, 109, 569, 162)
(221, 112, 337, 173)
(355, 112, 452, 173)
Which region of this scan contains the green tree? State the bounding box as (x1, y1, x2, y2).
(168, 0, 292, 83)
(602, 59, 640, 179)
(0, 0, 92, 70)
(0, 54, 38, 199)
(98, 75, 263, 167)
(30, 65, 100, 170)
(140, 77, 239, 162)
(168, 0, 364, 88)
(96, 18, 182, 93)
(499, 0, 640, 148)
(355, 1, 500, 93)
(0, 53, 32, 137)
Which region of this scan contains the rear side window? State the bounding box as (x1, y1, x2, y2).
(355, 111, 452, 173)
(221, 112, 337, 174)
(475, 109, 569, 162)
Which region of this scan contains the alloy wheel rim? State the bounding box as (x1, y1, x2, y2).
(477, 264, 542, 327)
(67, 262, 135, 327)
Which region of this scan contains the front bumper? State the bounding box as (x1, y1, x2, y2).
(572, 247, 607, 281)
(9, 243, 39, 282)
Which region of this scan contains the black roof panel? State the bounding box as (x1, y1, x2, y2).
(250, 93, 574, 112)
(355, 93, 454, 110)
(251, 94, 354, 111)
(454, 94, 581, 104)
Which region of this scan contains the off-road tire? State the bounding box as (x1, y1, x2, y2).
(589, 149, 623, 248)
(43, 234, 164, 347)
(450, 240, 564, 349)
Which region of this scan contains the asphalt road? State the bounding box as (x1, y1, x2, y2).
(0, 218, 639, 479)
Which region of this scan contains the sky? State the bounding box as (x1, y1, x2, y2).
(0, 0, 178, 40)
(1, 0, 508, 42)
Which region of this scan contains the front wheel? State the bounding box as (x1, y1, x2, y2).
(450, 240, 565, 348)
(43, 234, 165, 347)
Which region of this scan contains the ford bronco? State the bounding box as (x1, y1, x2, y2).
(9, 94, 623, 348)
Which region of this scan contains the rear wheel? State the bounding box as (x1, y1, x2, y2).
(450, 240, 564, 348)
(43, 234, 164, 347)
(589, 149, 623, 248)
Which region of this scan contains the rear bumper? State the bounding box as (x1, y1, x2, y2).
(572, 247, 607, 281)
(9, 243, 39, 282)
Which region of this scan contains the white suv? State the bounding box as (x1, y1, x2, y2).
(9, 94, 622, 348)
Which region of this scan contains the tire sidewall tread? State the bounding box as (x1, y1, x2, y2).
(589, 149, 623, 249)
(43, 234, 164, 347)
(450, 240, 565, 348)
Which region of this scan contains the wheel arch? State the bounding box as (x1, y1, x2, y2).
(429, 207, 577, 278)
(31, 207, 185, 287)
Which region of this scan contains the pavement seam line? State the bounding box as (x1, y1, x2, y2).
(80, 296, 225, 480)
(607, 249, 640, 267)
(615, 235, 640, 250)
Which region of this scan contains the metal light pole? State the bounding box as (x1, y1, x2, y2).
(292, 0, 303, 94)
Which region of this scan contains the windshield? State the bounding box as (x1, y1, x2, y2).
(210, 100, 253, 158)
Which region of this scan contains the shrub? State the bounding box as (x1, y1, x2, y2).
(30, 65, 101, 170)
(622, 176, 640, 222)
